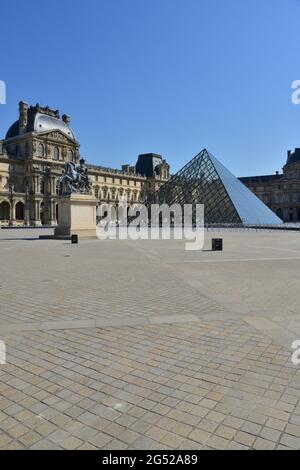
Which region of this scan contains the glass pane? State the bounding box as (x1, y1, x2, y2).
(148, 149, 282, 226)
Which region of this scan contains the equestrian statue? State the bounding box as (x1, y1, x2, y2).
(57, 158, 92, 196)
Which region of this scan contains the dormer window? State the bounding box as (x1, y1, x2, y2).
(38, 143, 45, 158)
(67, 149, 73, 161)
(53, 146, 59, 160)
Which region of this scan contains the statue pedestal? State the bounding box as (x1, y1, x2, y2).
(54, 193, 98, 239)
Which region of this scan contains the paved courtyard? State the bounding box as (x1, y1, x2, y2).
(1, 228, 300, 449)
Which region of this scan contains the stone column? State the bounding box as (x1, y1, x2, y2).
(52, 200, 55, 223)
(9, 199, 16, 227)
(50, 200, 56, 225)
(34, 200, 40, 225)
(52, 177, 56, 195)
(24, 197, 30, 226)
(34, 175, 40, 194)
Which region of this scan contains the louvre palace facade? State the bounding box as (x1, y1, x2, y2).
(0, 101, 170, 226)
(2, 100, 300, 226)
(239, 149, 300, 223)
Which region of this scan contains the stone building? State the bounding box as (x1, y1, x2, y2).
(239, 148, 300, 222)
(0, 101, 170, 226)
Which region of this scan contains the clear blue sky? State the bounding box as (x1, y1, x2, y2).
(1, 0, 300, 176)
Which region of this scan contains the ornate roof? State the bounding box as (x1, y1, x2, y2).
(135, 153, 163, 177)
(5, 103, 76, 140)
(286, 148, 300, 165)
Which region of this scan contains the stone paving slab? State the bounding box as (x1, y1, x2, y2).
(0, 314, 199, 334)
(1, 228, 300, 449)
(0, 319, 300, 450)
(0, 234, 227, 326)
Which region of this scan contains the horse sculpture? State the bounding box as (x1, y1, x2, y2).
(57, 159, 92, 196)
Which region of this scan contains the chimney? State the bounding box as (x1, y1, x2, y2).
(62, 114, 71, 126)
(287, 150, 291, 159)
(19, 101, 28, 134)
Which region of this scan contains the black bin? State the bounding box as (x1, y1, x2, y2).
(212, 238, 223, 251)
(71, 234, 78, 244)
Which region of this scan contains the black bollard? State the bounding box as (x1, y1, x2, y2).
(212, 238, 223, 251)
(71, 234, 78, 244)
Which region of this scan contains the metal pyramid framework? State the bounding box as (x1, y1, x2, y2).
(149, 148, 282, 225)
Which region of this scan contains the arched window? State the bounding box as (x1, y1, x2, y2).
(0, 201, 10, 220)
(53, 146, 59, 160)
(67, 149, 73, 161)
(38, 143, 45, 158)
(94, 186, 99, 198)
(15, 202, 25, 221)
(40, 177, 45, 194)
(40, 202, 45, 225)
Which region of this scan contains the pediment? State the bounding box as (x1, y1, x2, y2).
(37, 129, 76, 144)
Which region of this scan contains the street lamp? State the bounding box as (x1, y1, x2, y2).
(8, 164, 14, 227)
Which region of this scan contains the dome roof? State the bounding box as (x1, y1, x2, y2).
(5, 121, 19, 139)
(5, 104, 76, 140)
(32, 113, 75, 139)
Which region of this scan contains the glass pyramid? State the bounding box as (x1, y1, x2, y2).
(150, 149, 282, 225)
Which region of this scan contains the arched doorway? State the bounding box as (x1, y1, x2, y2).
(15, 201, 25, 221)
(40, 202, 45, 225)
(0, 201, 10, 221)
